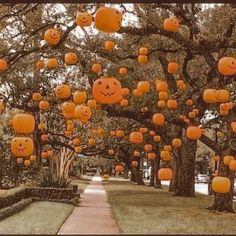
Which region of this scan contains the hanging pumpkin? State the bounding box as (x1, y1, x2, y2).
(167, 99, 177, 109)
(212, 176, 230, 193)
(24, 160, 31, 166)
(72, 138, 80, 145)
(12, 114, 35, 134)
(156, 81, 168, 92)
(61, 101, 76, 114)
(41, 151, 48, 158)
(74, 105, 92, 121)
(88, 138, 95, 145)
(55, 84, 71, 99)
(35, 60, 45, 70)
(137, 81, 150, 93)
(157, 100, 166, 108)
(87, 99, 97, 109)
(163, 145, 172, 152)
(129, 132, 143, 143)
(147, 152, 156, 160)
(176, 80, 184, 88)
(91, 63, 102, 73)
(39, 100, 49, 110)
(160, 150, 170, 161)
(47, 58, 58, 68)
(30, 155, 36, 162)
(110, 130, 116, 136)
(172, 138, 182, 148)
(231, 121, 236, 133)
(139, 127, 148, 133)
(47, 150, 53, 157)
(223, 155, 234, 166)
(73, 91, 87, 104)
(229, 160, 236, 171)
(64, 52, 78, 65)
(132, 89, 142, 97)
(188, 111, 196, 118)
(17, 158, 23, 164)
(144, 144, 152, 152)
(0, 58, 8, 71)
(32, 93, 42, 102)
(216, 89, 229, 103)
(138, 55, 147, 64)
(94, 7, 122, 33)
(153, 135, 161, 142)
(119, 67, 128, 75)
(120, 99, 128, 107)
(92, 77, 122, 104)
(163, 17, 179, 32)
(11, 137, 34, 157)
(186, 126, 202, 140)
(76, 12, 93, 27)
(75, 146, 82, 153)
(121, 88, 129, 96)
(63, 112, 74, 120)
(226, 101, 233, 110)
(158, 168, 173, 180)
(38, 122, 46, 130)
(41, 134, 49, 141)
(115, 165, 124, 173)
(158, 91, 168, 100)
(149, 130, 155, 136)
(152, 113, 165, 126)
(116, 130, 124, 137)
(186, 99, 193, 106)
(44, 28, 61, 45)
(108, 149, 114, 156)
(167, 62, 178, 74)
(104, 40, 115, 51)
(203, 89, 218, 103)
(218, 57, 236, 76)
(139, 47, 148, 55)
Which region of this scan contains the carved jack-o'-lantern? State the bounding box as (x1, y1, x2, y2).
(130, 132, 143, 144)
(11, 137, 34, 157)
(74, 105, 92, 121)
(61, 101, 76, 114)
(12, 114, 35, 134)
(218, 57, 236, 76)
(94, 7, 122, 33)
(76, 12, 93, 27)
(92, 77, 122, 104)
(44, 28, 61, 45)
(55, 84, 71, 99)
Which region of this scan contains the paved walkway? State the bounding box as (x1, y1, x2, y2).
(58, 176, 119, 235)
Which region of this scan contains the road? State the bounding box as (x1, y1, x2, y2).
(161, 181, 208, 195)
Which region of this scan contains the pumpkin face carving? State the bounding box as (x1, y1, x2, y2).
(76, 12, 93, 27)
(218, 57, 236, 76)
(74, 105, 92, 121)
(44, 28, 61, 45)
(61, 101, 76, 114)
(92, 77, 122, 104)
(94, 7, 122, 33)
(130, 132, 143, 144)
(11, 137, 34, 157)
(55, 84, 71, 99)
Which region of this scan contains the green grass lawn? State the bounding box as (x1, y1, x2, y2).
(103, 179, 236, 234)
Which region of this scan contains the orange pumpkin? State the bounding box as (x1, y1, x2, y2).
(167, 99, 177, 109)
(167, 62, 178, 74)
(94, 7, 122, 33)
(229, 160, 236, 171)
(153, 135, 161, 142)
(144, 144, 152, 152)
(108, 149, 114, 156)
(75, 146, 82, 153)
(139, 127, 148, 133)
(231, 121, 236, 133)
(47, 150, 53, 157)
(39, 100, 49, 110)
(92, 77, 122, 104)
(163, 145, 172, 152)
(192, 108, 199, 115)
(139, 47, 148, 55)
(121, 88, 129, 96)
(17, 158, 23, 164)
(32, 93, 42, 102)
(41, 134, 49, 141)
(24, 160, 31, 166)
(158, 91, 168, 100)
(172, 138, 182, 148)
(11, 137, 34, 157)
(223, 155, 234, 166)
(104, 40, 115, 51)
(138, 55, 147, 64)
(88, 138, 95, 145)
(115, 165, 124, 173)
(137, 81, 150, 93)
(74, 105, 92, 121)
(212, 176, 230, 193)
(41, 151, 48, 158)
(152, 113, 165, 125)
(47, 58, 58, 68)
(91, 63, 102, 73)
(156, 81, 168, 92)
(188, 112, 196, 119)
(0, 58, 8, 71)
(44, 28, 61, 45)
(64, 52, 78, 65)
(76, 12, 93, 27)
(119, 67, 128, 75)
(147, 152, 156, 160)
(116, 130, 124, 137)
(38, 122, 46, 130)
(87, 99, 97, 109)
(186, 126, 202, 140)
(73, 91, 87, 104)
(72, 138, 80, 146)
(226, 101, 233, 110)
(30, 155, 36, 162)
(149, 130, 155, 136)
(161, 150, 170, 161)
(186, 99, 193, 106)
(218, 57, 236, 76)
(35, 60, 45, 70)
(55, 84, 71, 99)
(157, 100, 166, 108)
(132, 89, 142, 97)
(163, 17, 179, 32)
(61, 101, 76, 114)
(120, 99, 128, 107)
(12, 114, 35, 134)
(216, 90, 229, 103)
(110, 131, 116, 136)
(203, 89, 218, 103)
(158, 168, 173, 180)
(176, 80, 184, 87)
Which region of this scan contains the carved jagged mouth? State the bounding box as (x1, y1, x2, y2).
(56, 91, 62, 94)
(81, 20, 88, 24)
(16, 146, 26, 152)
(100, 91, 115, 97)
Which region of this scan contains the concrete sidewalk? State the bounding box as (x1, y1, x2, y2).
(57, 176, 119, 235)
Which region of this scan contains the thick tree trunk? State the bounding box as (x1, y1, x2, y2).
(34, 110, 42, 165)
(174, 135, 197, 197)
(124, 166, 129, 179)
(169, 152, 178, 192)
(130, 167, 145, 185)
(155, 157, 162, 188)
